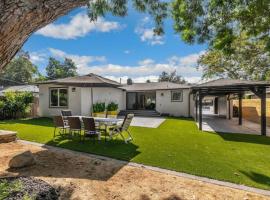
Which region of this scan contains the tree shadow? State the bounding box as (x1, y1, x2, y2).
(239, 170, 270, 188)
(216, 132, 270, 145)
(6, 137, 140, 181)
(0, 117, 54, 128)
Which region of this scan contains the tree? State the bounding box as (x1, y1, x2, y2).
(158, 71, 186, 84)
(146, 79, 151, 83)
(127, 78, 133, 85)
(46, 57, 77, 80)
(198, 34, 270, 81)
(0, 0, 168, 70)
(172, 0, 270, 53)
(0, 51, 40, 84)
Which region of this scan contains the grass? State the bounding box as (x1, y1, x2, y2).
(0, 117, 270, 190)
(0, 179, 23, 199)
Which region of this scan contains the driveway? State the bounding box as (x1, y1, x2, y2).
(130, 117, 165, 128)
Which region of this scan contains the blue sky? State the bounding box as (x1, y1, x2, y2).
(23, 7, 207, 83)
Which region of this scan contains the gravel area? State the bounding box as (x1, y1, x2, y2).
(0, 176, 58, 199)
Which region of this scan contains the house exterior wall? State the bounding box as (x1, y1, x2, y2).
(156, 89, 191, 117)
(39, 84, 82, 117)
(218, 96, 227, 117)
(39, 84, 125, 117)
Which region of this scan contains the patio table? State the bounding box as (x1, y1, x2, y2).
(75, 116, 123, 141)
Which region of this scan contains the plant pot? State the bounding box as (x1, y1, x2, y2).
(107, 111, 118, 115)
(93, 112, 106, 117)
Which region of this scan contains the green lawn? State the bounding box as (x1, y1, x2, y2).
(0, 117, 270, 190)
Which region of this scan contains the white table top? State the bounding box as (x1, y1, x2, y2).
(73, 116, 123, 123)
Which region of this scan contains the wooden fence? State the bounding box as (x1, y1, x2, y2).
(233, 99, 270, 126)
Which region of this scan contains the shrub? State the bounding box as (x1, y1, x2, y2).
(106, 102, 118, 111)
(92, 102, 105, 113)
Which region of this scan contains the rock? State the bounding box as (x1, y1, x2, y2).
(9, 151, 36, 168)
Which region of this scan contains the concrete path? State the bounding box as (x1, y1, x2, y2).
(130, 117, 165, 128)
(198, 115, 270, 136)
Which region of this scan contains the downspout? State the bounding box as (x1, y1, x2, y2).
(188, 90, 191, 117)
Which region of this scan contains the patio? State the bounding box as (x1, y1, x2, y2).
(198, 115, 270, 135)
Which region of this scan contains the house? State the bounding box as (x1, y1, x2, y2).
(38, 73, 193, 117)
(0, 85, 39, 97)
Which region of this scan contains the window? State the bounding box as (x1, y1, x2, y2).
(50, 88, 68, 107)
(171, 90, 183, 102)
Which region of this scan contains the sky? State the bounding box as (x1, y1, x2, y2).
(23, 7, 207, 84)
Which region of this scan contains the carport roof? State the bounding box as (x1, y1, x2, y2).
(192, 78, 270, 95)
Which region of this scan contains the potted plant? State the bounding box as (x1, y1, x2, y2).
(106, 102, 118, 116)
(92, 102, 106, 117)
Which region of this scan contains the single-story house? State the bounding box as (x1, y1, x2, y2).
(38, 73, 193, 117)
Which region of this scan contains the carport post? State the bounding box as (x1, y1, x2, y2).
(238, 93, 243, 125)
(199, 92, 203, 130)
(261, 88, 266, 136)
(195, 95, 198, 122)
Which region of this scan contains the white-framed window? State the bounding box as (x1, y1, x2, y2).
(49, 88, 68, 107)
(171, 90, 183, 102)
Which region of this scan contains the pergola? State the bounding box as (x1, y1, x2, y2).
(191, 79, 270, 136)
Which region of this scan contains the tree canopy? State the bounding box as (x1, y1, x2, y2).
(46, 57, 77, 80)
(0, 51, 40, 84)
(158, 71, 186, 84)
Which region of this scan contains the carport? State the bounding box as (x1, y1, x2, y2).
(191, 79, 270, 136)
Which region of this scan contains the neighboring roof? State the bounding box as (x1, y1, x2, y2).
(120, 82, 191, 91)
(37, 73, 121, 87)
(192, 78, 270, 88)
(0, 85, 39, 96)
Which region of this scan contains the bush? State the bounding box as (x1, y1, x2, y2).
(106, 102, 118, 111)
(0, 91, 34, 119)
(92, 102, 105, 113)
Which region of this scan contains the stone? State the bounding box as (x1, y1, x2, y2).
(9, 151, 36, 168)
(0, 130, 17, 143)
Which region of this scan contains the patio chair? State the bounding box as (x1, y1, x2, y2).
(109, 114, 134, 143)
(67, 116, 82, 139)
(82, 117, 101, 142)
(53, 116, 69, 138)
(61, 110, 72, 126)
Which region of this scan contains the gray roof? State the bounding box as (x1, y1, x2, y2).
(0, 85, 39, 96)
(120, 82, 191, 91)
(192, 78, 270, 88)
(38, 73, 121, 87)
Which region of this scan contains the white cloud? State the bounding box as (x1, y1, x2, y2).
(105, 75, 159, 84)
(135, 17, 165, 46)
(48, 48, 106, 71)
(36, 13, 123, 39)
(43, 48, 203, 83)
(29, 52, 47, 64)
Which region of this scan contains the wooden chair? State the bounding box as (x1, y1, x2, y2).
(67, 116, 82, 139)
(109, 114, 134, 143)
(82, 117, 101, 142)
(53, 116, 69, 138)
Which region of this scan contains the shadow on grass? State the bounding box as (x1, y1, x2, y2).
(215, 132, 270, 145)
(239, 171, 270, 188)
(0, 117, 54, 128)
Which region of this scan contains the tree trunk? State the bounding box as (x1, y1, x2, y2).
(0, 0, 87, 71)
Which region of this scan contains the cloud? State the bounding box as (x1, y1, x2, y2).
(48, 48, 106, 70)
(36, 13, 123, 39)
(41, 48, 202, 83)
(135, 17, 165, 46)
(124, 50, 131, 54)
(29, 52, 47, 65)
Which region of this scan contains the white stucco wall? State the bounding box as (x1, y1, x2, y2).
(156, 89, 191, 117)
(218, 96, 227, 117)
(92, 87, 126, 111)
(39, 84, 81, 117)
(39, 85, 125, 117)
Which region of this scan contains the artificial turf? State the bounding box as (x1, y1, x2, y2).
(0, 117, 270, 190)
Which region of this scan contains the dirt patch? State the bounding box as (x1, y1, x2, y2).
(0, 142, 269, 200)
